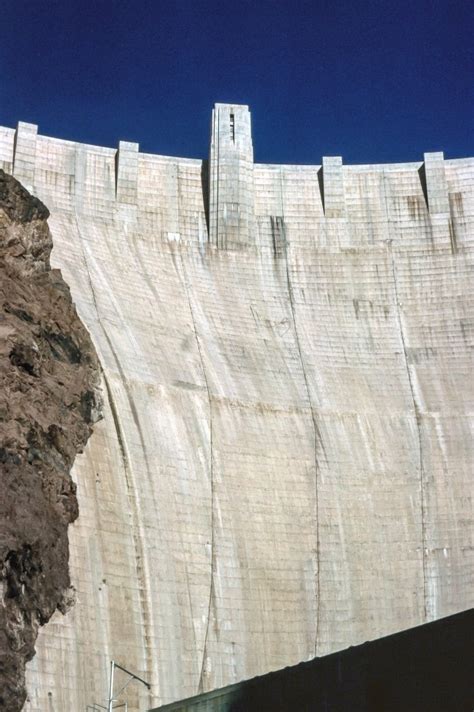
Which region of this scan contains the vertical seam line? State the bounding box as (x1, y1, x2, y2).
(382, 172, 428, 623)
(389, 246, 428, 622)
(279, 168, 321, 657)
(73, 202, 156, 700)
(175, 253, 215, 694)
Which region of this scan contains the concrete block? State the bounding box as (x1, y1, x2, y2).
(322, 156, 345, 219)
(116, 140, 139, 204)
(424, 152, 450, 215)
(209, 104, 255, 249)
(13, 121, 38, 189)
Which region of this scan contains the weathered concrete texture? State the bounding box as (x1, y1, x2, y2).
(0, 106, 472, 711)
(0, 170, 101, 710)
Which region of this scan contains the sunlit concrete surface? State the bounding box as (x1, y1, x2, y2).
(0, 104, 472, 710)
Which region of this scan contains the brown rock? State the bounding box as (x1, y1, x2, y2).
(0, 170, 101, 710)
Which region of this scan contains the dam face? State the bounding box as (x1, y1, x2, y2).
(0, 104, 472, 710)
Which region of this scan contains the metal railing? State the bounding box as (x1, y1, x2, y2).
(87, 659, 150, 712)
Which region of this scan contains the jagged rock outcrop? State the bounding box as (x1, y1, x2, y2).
(0, 170, 101, 710)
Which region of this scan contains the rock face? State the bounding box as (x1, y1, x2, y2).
(0, 170, 101, 710)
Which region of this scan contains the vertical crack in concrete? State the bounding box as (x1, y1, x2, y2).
(381, 173, 428, 623)
(173, 160, 214, 693)
(101, 369, 155, 693)
(279, 169, 321, 657)
(173, 250, 215, 694)
(103, 373, 131, 490)
(388, 244, 429, 622)
(73, 209, 156, 699)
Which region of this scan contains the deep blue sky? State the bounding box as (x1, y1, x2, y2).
(1, 0, 472, 164)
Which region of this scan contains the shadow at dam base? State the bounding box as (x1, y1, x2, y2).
(151, 609, 474, 712)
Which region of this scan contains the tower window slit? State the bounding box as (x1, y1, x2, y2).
(230, 113, 235, 142)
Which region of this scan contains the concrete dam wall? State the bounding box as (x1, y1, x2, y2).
(0, 104, 472, 710)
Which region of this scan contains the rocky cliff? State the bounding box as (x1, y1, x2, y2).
(0, 170, 101, 710)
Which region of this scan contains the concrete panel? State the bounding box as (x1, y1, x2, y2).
(0, 104, 470, 711)
(322, 155, 345, 219)
(116, 140, 139, 205)
(424, 151, 450, 215)
(209, 104, 255, 249)
(13, 121, 38, 190)
(0, 126, 15, 173)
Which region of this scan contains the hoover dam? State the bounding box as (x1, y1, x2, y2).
(0, 103, 472, 710)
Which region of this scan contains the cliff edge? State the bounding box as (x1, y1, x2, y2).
(0, 170, 101, 710)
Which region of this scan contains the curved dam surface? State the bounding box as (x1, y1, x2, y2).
(0, 104, 472, 710)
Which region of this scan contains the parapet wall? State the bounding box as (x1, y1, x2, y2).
(0, 105, 472, 711)
(1, 111, 471, 241)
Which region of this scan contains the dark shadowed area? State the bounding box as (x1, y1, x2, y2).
(152, 609, 474, 712)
